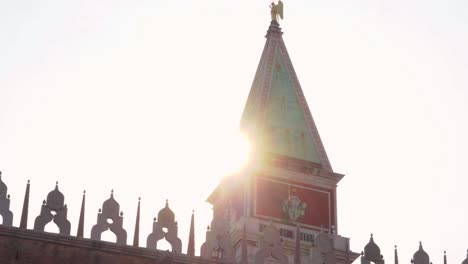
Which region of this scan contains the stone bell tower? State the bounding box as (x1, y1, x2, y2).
(202, 17, 360, 264)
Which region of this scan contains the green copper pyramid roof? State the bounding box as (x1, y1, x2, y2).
(240, 21, 332, 170)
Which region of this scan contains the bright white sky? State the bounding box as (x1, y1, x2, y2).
(1, 0, 467, 262)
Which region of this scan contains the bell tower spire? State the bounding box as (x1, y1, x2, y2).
(205, 5, 358, 264)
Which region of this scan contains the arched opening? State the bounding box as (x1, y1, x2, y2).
(157, 239, 172, 251)
(101, 229, 117, 243)
(44, 221, 60, 234)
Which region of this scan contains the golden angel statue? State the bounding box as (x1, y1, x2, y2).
(270, 0, 284, 22)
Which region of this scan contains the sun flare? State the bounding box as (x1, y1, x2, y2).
(223, 131, 251, 174)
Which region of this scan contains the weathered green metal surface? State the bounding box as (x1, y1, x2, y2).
(263, 48, 321, 163)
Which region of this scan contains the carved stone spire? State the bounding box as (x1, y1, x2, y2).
(294, 224, 301, 264)
(20, 180, 30, 229)
(187, 210, 195, 256)
(395, 245, 399, 264)
(77, 190, 86, 238)
(133, 197, 141, 247)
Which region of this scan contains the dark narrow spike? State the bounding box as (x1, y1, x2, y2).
(241, 223, 248, 264)
(77, 190, 86, 238)
(443, 250, 447, 264)
(395, 245, 399, 264)
(187, 210, 195, 256)
(133, 197, 141, 247)
(294, 224, 301, 264)
(19, 180, 30, 229)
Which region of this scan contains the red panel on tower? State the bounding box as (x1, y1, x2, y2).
(255, 177, 332, 228)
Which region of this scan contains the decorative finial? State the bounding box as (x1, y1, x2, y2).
(55, 181, 59, 190)
(192, 209, 195, 214)
(110, 189, 114, 198)
(120, 211, 123, 217)
(395, 245, 399, 264)
(83, 190, 86, 194)
(138, 197, 141, 201)
(27, 179, 30, 184)
(270, 0, 284, 22)
(7, 194, 10, 199)
(42, 199, 46, 205)
(207, 225, 210, 231)
(165, 199, 169, 207)
(99, 208, 102, 213)
(153, 217, 157, 222)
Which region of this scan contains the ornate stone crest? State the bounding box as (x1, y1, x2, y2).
(282, 194, 307, 221)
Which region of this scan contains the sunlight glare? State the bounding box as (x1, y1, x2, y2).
(222, 131, 251, 174)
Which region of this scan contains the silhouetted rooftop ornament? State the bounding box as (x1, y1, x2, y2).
(147, 200, 182, 253)
(462, 250, 468, 264)
(20, 180, 30, 229)
(395, 245, 399, 264)
(158, 199, 175, 225)
(360, 234, 384, 264)
(0, 171, 13, 226)
(90, 190, 127, 245)
(133, 197, 141, 247)
(34, 182, 71, 235)
(365, 234, 382, 261)
(412, 242, 430, 264)
(187, 209, 195, 257)
(76, 190, 86, 238)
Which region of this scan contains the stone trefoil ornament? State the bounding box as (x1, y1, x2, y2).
(34, 182, 71, 235)
(282, 193, 307, 222)
(270, 0, 284, 22)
